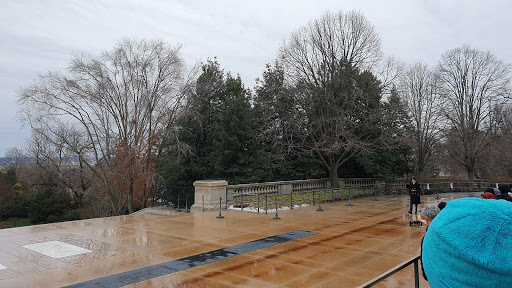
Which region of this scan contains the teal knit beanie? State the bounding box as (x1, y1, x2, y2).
(422, 198, 512, 287)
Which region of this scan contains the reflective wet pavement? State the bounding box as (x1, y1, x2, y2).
(0, 192, 480, 288)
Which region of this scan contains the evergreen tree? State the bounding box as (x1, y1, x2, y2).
(353, 87, 413, 180)
(292, 63, 383, 187)
(158, 59, 267, 186)
(210, 74, 267, 183)
(253, 63, 325, 181)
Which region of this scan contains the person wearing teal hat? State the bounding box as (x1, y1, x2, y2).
(422, 198, 512, 287)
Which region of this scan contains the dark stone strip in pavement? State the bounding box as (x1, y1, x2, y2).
(65, 230, 317, 288)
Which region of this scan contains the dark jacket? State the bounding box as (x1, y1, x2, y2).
(496, 193, 512, 202)
(406, 181, 421, 204)
(497, 184, 512, 202)
(421, 234, 428, 281)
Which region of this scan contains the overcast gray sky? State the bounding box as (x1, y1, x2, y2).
(1, 0, 511, 156)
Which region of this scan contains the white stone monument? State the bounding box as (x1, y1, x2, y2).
(190, 180, 228, 212)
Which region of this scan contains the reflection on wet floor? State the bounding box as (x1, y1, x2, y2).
(65, 230, 316, 288)
(0, 192, 481, 288)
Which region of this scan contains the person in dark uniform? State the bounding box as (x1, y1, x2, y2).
(406, 176, 421, 214)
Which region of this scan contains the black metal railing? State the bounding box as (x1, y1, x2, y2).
(425, 181, 491, 193)
(150, 185, 194, 210)
(357, 254, 421, 288)
(225, 187, 376, 212)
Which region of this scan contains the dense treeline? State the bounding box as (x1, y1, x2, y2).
(1, 10, 510, 224)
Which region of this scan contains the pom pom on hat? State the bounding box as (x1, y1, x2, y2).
(422, 198, 512, 288)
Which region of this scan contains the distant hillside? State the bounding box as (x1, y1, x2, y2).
(0, 157, 96, 170)
(0, 157, 34, 169)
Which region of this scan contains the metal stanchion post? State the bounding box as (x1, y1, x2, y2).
(202, 195, 204, 212)
(374, 188, 378, 201)
(185, 196, 190, 213)
(317, 192, 323, 212)
(313, 191, 315, 206)
(290, 192, 293, 210)
(241, 192, 244, 211)
(257, 193, 260, 213)
(347, 189, 353, 206)
(216, 197, 224, 219)
(273, 195, 280, 219)
(414, 258, 420, 288)
(177, 195, 182, 212)
(265, 194, 268, 215)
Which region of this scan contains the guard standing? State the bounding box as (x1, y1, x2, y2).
(406, 176, 421, 214)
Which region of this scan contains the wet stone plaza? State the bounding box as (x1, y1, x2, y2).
(0, 192, 479, 288)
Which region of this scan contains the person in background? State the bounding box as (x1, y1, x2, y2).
(497, 184, 512, 202)
(406, 176, 421, 214)
(481, 192, 496, 199)
(420, 204, 441, 281)
(485, 187, 500, 197)
(422, 198, 512, 287)
(420, 205, 441, 229)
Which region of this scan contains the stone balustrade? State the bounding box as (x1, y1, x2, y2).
(191, 178, 500, 211)
(226, 179, 330, 201)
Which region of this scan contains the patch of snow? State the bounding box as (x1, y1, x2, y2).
(227, 203, 312, 213)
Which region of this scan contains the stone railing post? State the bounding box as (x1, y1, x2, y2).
(337, 179, 343, 189)
(279, 182, 292, 195)
(190, 180, 228, 212)
(376, 180, 385, 194)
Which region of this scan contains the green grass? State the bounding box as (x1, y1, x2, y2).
(231, 188, 375, 210)
(0, 218, 31, 228)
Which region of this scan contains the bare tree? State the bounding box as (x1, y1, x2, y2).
(20, 125, 94, 208)
(376, 56, 405, 96)
(437, 45, 511, 179)
(477, 104, 512, 178)
(278, 10, 384, 187)
(280, 10, 382, 85)
(19, 39, 195, 215)
(3, 147, 28, 171)
(399, 63, 443, 174)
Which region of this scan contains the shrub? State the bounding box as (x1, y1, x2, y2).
(11, 183, 24, 193)
(0, 193, 30, 220)
(64, 209, 81, 221)
(27, 190, 67, 224)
